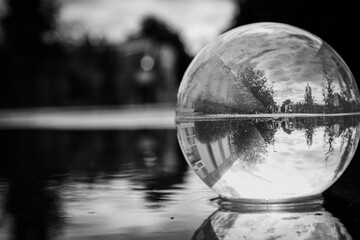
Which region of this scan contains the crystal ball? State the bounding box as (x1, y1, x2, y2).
(176, 22, 360, 203)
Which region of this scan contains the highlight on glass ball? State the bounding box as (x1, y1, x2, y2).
(176, 22, 360, 203)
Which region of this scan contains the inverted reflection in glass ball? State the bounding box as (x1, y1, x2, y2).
(176, 23, 360, 202)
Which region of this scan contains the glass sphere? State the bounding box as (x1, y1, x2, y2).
(176, 22, 360, 203)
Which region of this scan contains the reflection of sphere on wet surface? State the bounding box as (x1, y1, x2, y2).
(176, 22, 360, 202)
(192, 207, 351, 240)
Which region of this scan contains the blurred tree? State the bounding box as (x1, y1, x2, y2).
(334, 128, 354, 179)
(66, 37, 119, 105)
(323, 71, 335, 112)
(304, 83, 314, 106)
(255, 120, 277, 145)
(1, 0, 57, 48)
(195, 120, 231, 143)
(231, 120, 267, 167)
(324, 124, 335, 162)
(238, 66, 275, 112)
(98, 43, 118, 105)
(281, 120, 293, 135)
(136, 16, 192, 83)
(304, 119, 315, 147)
(281, 99, 291, 113)
(0, 0, 60, 107)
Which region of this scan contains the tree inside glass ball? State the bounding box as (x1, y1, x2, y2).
(176, 22, 360, 203)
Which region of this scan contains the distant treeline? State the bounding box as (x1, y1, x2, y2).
(1, 0, 359, 108)
(0, 0, 191, 108)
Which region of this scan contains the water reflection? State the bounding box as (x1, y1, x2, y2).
(177, 115, 360, 200)
(0, 129, 189, 239)
(192, 206, 351, 240)
(4, 176, 63, 240)
(0, 131, 66, 240)
(130, 130, 188, 202)
(1, 127, 358, 239)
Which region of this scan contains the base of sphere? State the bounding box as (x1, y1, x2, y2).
(216, 194, 324, 212)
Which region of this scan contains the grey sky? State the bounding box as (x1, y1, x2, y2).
(59, 0, 235, 54)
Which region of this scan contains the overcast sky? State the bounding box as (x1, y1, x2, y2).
(59, 0, 235, 54)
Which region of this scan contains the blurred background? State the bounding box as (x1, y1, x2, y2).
(0, 0, 233, 108)
(0, 0, 358, 109)
(0, 0, 360, 239)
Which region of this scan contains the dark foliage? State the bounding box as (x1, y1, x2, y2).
(137, 16, 192, 83)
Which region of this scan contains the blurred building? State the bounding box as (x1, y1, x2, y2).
(115, 37, 178, 105)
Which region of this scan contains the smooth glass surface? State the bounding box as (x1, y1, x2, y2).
(176, 22, 360, 202)
(177, 22, 360, 116)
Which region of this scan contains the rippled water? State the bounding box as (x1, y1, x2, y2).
(0, 129, 359, 239)
(0, 130, 217, 240)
